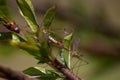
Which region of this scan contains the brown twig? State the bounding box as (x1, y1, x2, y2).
(48, 59, 81, 80)
(0, 65, 39, 80)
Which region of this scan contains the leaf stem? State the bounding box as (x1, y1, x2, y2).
(0, 64, 39, 80)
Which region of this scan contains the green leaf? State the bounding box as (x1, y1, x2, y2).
(15, 42, 41, 57)
(16, 0, 38, 33)
(60, 33, 73, 68)
(0, 0, 10, 18)
(64, 33, 73, 41)
(11, 32, 25, 42)
(43, 6, 56, 29)
(10, 33, 50, 62)
(24, 31, 37, 45)
(10, 33, 41, 59)
(11, 40, 42, 60)
(0, 32, 12, 40)
(23, 67, 61, 80)
(38, 41, 52, 63)
(38, 32, 54, 63)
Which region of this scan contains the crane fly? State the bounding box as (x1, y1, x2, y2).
(48, 29, 88, 75)
(46, 28, 83, 58)
(0, 11, 20, 33)
(70, 38, 88, 75)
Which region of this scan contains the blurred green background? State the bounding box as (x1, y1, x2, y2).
(0, 0, 120, 80)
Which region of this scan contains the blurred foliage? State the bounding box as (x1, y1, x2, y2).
(0, 0, 10, 17)
(0, 42, 15, 57)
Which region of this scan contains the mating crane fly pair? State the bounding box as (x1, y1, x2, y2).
(0, 18, 20, 33)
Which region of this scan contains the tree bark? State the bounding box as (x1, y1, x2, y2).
(0, 65, 39, 80)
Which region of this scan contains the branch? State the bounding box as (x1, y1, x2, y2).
(48, 59, 81, 80)
(0, 64, 39, 80)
